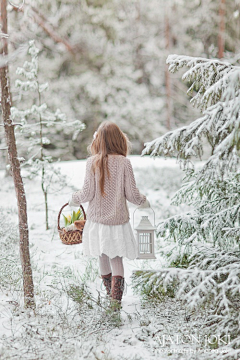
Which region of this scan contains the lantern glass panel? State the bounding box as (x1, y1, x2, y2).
(139, 232, 152, 254)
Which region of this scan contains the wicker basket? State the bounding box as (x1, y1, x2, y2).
(58, 203, 86, 245)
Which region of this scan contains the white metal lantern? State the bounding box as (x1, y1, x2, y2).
(134, 209, 157, 259)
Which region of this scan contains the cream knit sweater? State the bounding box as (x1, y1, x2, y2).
(71, 154, 146, 225)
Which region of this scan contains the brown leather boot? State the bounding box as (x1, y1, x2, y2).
(111, 276, 124, 309)
(101, 273, 112, 296)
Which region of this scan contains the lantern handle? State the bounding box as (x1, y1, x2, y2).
(133, 205, 156, 229)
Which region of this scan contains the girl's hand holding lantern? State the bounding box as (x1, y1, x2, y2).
(138, 198, 151, 209)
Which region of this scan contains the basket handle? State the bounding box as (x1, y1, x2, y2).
(57, 203, 86, 231)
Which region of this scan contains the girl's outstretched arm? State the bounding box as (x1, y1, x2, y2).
(69, 157, 95, 206)
(124, 158, 147, 206)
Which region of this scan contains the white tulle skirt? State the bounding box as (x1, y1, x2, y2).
(82, 220, 138, 260)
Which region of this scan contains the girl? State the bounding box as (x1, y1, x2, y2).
(68, 121, 150, 308)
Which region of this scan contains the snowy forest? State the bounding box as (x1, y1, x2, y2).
(0, 0, 240, 359)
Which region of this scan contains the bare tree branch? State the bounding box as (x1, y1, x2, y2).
(11, 3, 76, 54)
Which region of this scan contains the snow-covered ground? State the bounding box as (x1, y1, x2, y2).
(0, 156, 214, 360)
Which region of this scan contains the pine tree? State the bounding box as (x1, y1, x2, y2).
(132, 55, 240, 359)
(11, 40, 85, 230)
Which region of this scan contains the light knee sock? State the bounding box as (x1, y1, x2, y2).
(110, 256, 124, 277)
(99, 253, 111, 275)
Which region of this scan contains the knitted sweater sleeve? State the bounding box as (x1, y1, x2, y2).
(124, 158, 146, 206)
(71, 157, 95, 205)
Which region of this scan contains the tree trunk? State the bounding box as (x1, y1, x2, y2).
(0, 0, 35, 308)
(218, 0, 225, 59)
(165, 12, 172, 130)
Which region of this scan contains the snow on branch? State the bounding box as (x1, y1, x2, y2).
(142, 55, 240, 177)
(142, 115, 206, 160)
(132, 246, 240, 316)
(0, 44, 28, 68)
(167, 54, 239, 110)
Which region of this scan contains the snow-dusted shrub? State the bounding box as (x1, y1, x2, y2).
(0, 208, 23, 294)
(134, 55, 240, 359)
(132, 270, 178, 301)
(0, 275, 121, 359)
(0, 207, 18, 245)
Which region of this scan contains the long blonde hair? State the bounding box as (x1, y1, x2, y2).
(89, 121, 131, 196)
